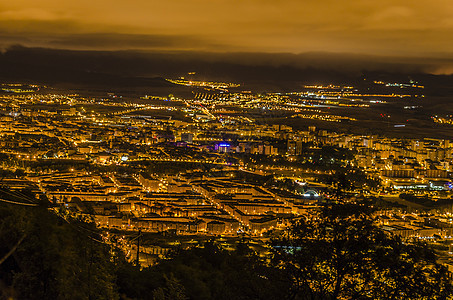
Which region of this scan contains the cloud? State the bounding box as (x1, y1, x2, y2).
(0, 8, 62, 21)
(1, 0, 453, 56)
(0, 19, 224, 51)
(47, 33, 222, 51)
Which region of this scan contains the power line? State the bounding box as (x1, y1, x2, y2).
(0, 198, 39, 207)
(52, 211, 106, 244)
(1, 192, 107, 245)
(0, 192, 127, 249)
(0, 187, 38, 204)
(0, 234, 27, 265)
(129, 232, 143, 242)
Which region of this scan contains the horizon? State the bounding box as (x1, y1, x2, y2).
(5, 44, 453, 73)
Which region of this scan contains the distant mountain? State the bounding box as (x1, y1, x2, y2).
(2, 45, 453, 93)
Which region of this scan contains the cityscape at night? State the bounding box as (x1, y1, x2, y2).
(3, 1, 453, 300)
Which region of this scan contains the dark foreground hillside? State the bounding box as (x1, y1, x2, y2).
(0, 189, 451, 300)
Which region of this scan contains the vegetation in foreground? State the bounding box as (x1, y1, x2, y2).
(0, 189, 451, 300)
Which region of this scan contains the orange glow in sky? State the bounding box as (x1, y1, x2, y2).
(1, 0, 453, 57)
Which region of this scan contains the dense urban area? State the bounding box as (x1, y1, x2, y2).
(2, 79, 453, 299)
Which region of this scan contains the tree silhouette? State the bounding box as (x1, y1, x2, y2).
(270, 204, 452, 300)
(0, 190, 119, 300)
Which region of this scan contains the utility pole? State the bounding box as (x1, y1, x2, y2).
(136, 229, 141, 267)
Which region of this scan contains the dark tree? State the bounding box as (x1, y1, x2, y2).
(0, 193, 119, 300)
(270, 204, 452, 300)
(116, 241, 288, 300)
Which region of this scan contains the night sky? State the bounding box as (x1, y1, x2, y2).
(1, 0, 453, 57)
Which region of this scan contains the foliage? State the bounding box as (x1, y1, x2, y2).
(1, 189, 451, 300)
(270, 204, 453, 300)
(399, 193, 453, 208)
(0, 190, 118, 300)
(117, 241, 287, 300)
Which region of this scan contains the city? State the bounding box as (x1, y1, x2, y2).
(2, 0, 453, 299)
(1, 77, 453, 298)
